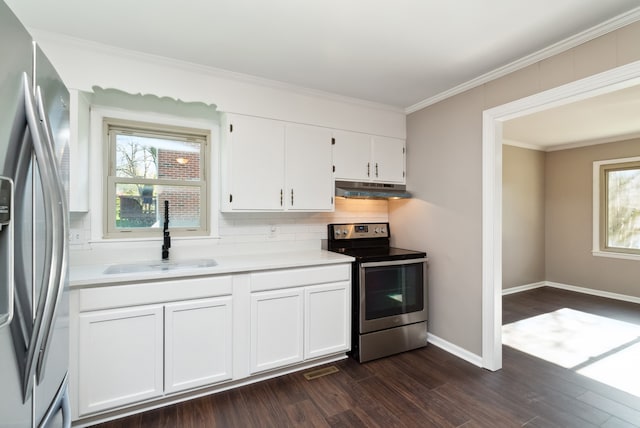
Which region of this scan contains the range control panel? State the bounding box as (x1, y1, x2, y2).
(330, 223, 389, 240)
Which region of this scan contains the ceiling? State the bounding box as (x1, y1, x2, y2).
(5, 0, 640, 110)
(504, 83, 640, 150)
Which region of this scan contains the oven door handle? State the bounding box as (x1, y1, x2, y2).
(360, 257, 428, 268)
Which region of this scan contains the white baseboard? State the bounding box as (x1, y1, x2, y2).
(545, 281, 640, 305)
(427, 333, 483, 368)
(502, 281, 546, 295)
(502, 280, 640, 305)
(436, 280, 638, 371)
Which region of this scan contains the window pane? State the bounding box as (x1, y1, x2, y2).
(607, 168, 640, 249)
(115, 183, 201, 229)
(115, 134, 201, 181)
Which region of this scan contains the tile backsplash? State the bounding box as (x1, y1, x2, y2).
(218, 198, 388, 243)
(69, 198, 388, 264)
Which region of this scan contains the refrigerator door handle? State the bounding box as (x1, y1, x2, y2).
(0, 177, 14, 330)
(34, 84, 68, 383)
(38, 373, 71, 428)
(20, 72, 65, 399)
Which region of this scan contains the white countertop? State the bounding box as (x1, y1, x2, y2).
(69, 249, 354, 288)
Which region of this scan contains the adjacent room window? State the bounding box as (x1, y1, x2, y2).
(595, 157, 640, 257)
(104, 118, 209, 238)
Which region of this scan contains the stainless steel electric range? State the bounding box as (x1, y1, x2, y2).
(325, 222, 428, 362)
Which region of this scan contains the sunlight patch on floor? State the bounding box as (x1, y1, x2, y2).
(503, 308, 640, 397)
(577, 341, 640, 397)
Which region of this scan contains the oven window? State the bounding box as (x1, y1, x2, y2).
(363, 262, 424, 320)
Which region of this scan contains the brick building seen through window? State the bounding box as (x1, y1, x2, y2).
(106, 118, 208, 238)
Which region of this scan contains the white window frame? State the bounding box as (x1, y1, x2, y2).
(593, 155, 640, 261)
(89, 107, 219, 241)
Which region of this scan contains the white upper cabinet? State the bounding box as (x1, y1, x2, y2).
(69, 89, 91, 212)
(221, 114, 285, 211)
(332, 130, 371, 181)
(333, 130, 405, 184)
(371, 136, 406, 183)
(284, 124, 333, 211)
(221, 113, 334, 212)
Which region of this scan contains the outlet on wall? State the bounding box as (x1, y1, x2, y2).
(69, 229, 82, 243)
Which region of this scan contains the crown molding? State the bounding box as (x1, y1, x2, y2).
(503, 130, 640, 152)
(545, 130, 640, 151)
(29, 29, 404, 115)
(501, 139, 545, 151)
(405, 6, 640, 114)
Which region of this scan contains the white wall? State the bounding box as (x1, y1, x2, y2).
(33, 32, 406, 139)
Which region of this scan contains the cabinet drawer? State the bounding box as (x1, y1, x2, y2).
(79, 275, 233, 311)
(250, 264, 350, 292)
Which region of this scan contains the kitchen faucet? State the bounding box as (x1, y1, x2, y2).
(162, 200, 171, 260)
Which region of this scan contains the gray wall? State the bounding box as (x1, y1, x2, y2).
(390, 21, 640, 356)
(502, 145, 546, 289)
(546, 138, 640, 297)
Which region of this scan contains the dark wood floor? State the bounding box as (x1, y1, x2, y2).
(93, 287, 640, 427)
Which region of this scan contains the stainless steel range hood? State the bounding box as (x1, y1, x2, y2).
(335, 181, 412, 199)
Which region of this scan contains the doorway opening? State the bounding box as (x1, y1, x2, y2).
(481, 60, 640, 371)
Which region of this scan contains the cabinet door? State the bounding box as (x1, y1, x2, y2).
(164, 297, 233, 394)
(77, 305, 163, 415)
(285, 124, 334, 211)
(226, 115, 285, 210)
(250, 289, 303, 373)
(69, 89, 90, 212)
(372, 136, 405, 183)
(305, 282, 350, 359)
(332, 130, 371, 181)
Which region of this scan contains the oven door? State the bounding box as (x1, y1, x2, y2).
(358, 258, 427, 334)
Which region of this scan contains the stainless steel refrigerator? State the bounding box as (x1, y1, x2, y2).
(0, 1, 71, 426)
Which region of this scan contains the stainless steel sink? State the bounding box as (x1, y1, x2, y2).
(103, 259, 217, 274)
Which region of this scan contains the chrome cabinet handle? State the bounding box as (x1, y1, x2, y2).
(367, 162, 370, 177)
(375, 163, 379, 178)
(280, 189, 283, 206)
(291, 189, 294, 206)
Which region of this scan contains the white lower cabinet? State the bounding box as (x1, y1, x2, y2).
(78, 305, 164, 415)
(250, 289, 304, 373)
(249, 264, 351, 374)
(74, 276, 235, 417)
(71, 263, 351, 422)
(164, 296, 233, 394)
(305, 282, 350, 359)
(77, 297, 233, 416)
